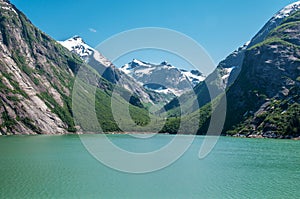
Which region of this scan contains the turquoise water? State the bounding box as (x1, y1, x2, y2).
(0, 135, 299, 199)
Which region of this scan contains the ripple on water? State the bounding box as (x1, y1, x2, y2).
(0, 135, 299, 198)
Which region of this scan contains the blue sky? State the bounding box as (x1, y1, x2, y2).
(11, 0, 297, 70)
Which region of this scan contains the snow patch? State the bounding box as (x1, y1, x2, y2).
(274, 1, 300, 19)
(60, 36, 112, 67)
(120, 64, 132, 74)
(120, 59, 152, 73)
(121, 59, 206, 95)
(182, 70, 206, 87)
(132, 59, 150, 67)
(135, 67, 156, 75)
(154, 88, 184, 96)
(59, 36, 94, 58)
(245, 41, 251, 46)
(1, 6, 17, 15)
(222, 67, 235, 80)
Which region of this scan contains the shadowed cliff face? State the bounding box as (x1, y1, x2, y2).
(164, 4, 300, 138)
(225, 10, 300, 137)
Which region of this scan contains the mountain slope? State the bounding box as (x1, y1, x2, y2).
(225, 9, 300, 138)
(60, 37, 167, 105)
(164, 1, 300, 138)
(165, 2, 300, 116)
(249, 1, 300, 47)
(59, 36, 118, 83)
(0, 0, 152, 135)
(0, 0, 82, 134)
(164, 41, 249, 116)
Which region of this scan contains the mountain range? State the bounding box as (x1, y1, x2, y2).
(59, 36, 204, 100)
(0, 0, 299, 138)
(59, 36, 168, 105)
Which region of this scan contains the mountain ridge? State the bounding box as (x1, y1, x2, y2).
(163, 1, 300, 138)
(224, 9, 300, 138)
(121, 58, 205, 96)
(60, 36, 171, 104)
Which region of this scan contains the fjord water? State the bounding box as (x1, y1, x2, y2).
(0, 135, 299, 199)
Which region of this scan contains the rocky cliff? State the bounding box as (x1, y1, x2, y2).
(0, 0, 84, 134)
(225, 10, 300, 138)
(0, 0, 151, 135)
(164, 2, 300, 138)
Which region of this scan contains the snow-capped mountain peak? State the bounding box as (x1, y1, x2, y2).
(160, 61, 172, 66)
(131, 59, 150, 67)
(60, 37, 167, 104)
(59, 36, 94, 58)
(274, 1, 300, 19)
(59, 36, 113, 67)
(250, 1, 300, 47)
(121, 59, 151, 74)
(120, 59, 206, 96)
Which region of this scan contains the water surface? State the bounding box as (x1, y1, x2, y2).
(0, 135, 299, 198)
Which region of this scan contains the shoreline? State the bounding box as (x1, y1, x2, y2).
(0, 131, 299, 140)
(232, 133, 300, 140)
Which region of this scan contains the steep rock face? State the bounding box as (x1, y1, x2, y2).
(164, 2, 300, 138)
(225, 10, 300, 137)
(0, 1, 153, 135)
(216, 42, 249, 89)
(216, 1, 300, 91)
(166, 1, 300, 115)
(0, 0, 84, 134)
(163, 40, 249, 115)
